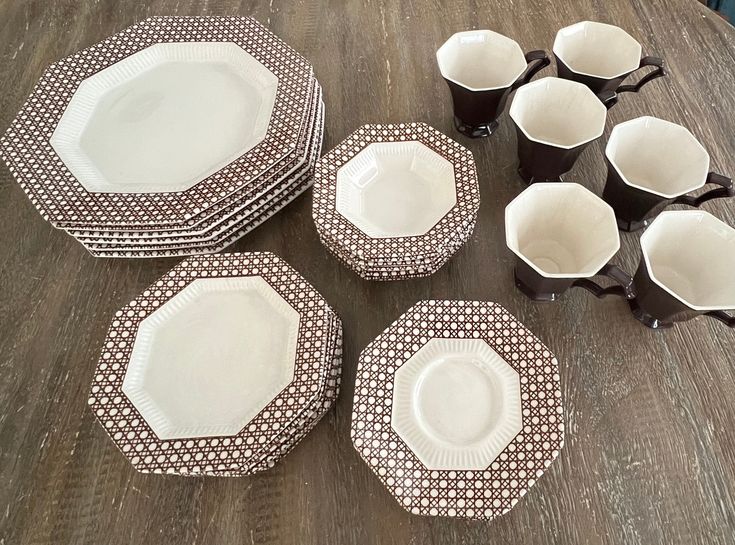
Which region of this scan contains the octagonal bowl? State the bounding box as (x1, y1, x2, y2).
(312, 123, 480, 280)
(335, 141, 458, 239)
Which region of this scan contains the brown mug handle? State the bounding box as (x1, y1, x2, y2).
(510, 50, 551, 92)
(705, 310, 735, 328)
(597, 90, 619, 110)
(501, 51, 550, 115)
(616, 56, 667, 94)
(671, 172, 734, 207)
(571, 264, 636, 299)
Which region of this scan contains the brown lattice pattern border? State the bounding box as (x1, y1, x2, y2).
(81, 101, 324, 258)
(68, 78, 322, 238)
(247, 323, 343, 474)
(319, 217, 476, 281)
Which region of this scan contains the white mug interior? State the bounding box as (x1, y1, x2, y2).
(553, 21, 641, 79)
(436, 30, 527, 91)
(505, 182, 620, 277)
(640, 210, 735, 311)
(606, 116, 710, 198)
(335, 141, 457, 239)
(509, 77, 607, 148)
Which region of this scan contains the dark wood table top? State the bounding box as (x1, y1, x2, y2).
(1, 1, 734, 543)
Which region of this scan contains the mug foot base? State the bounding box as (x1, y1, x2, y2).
(454, 117, 499, 138)
(629, 299, 673, 329)
(517, 167, 564, 185)
(515, 273, 562, 302)
(617, 217, 653, 232)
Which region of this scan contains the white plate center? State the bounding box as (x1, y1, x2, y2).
(392, 338, 522, 470)
(415, 356, 502, 445)
(51, 42, 278, 194)
(122, 276, 298, 440)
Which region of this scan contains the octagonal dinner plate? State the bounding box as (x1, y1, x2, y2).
(89, 252, 342, 475)
(79, 100, 324, 258)
(351, 300, 564, 519)
(0, 16, 315, 229)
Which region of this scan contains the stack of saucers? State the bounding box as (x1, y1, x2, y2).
(312, 123, 480, 280)
(88, 252, 342, 476)
(0, 17, 323, 258)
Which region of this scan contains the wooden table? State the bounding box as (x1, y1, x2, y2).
(1, 1, 733, 543)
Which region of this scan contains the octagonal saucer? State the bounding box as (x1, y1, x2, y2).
(351, 300, 564, 519)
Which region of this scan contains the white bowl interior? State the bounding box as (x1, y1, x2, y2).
(436, 30, 527, 90)
(335, 141, 457, 238)
(641, 211, 735, 310)
(509, 78, 607, 148)
(391, 338, 522, 470)
(607, 117, 710, 197)
(505, 183, 620, 277)
(553, 21, 641, 79)
(51, 42, 278, 194)
(121, 277, 299, 440)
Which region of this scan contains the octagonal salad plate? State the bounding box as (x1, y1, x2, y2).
(89, 252, 342, 475)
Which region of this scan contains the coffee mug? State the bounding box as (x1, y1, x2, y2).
(553, 21, 666, 96)
(508, 77, 616, 184)
(505, 182, 635, 301)
(629, 210, 735, 329)
(436, 30, 550, 138)
(603, 116, 734, 231)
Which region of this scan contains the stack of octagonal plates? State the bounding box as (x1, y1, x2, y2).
(88, 252, 342, 476)
(351, 300, 564, 519)
(312, 123, 480, 281)
(0, 17, 323, 258)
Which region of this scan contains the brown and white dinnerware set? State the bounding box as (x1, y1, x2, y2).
(1, 14, 732, 526)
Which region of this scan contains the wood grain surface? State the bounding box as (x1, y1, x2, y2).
(1, 1, 734, 543)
